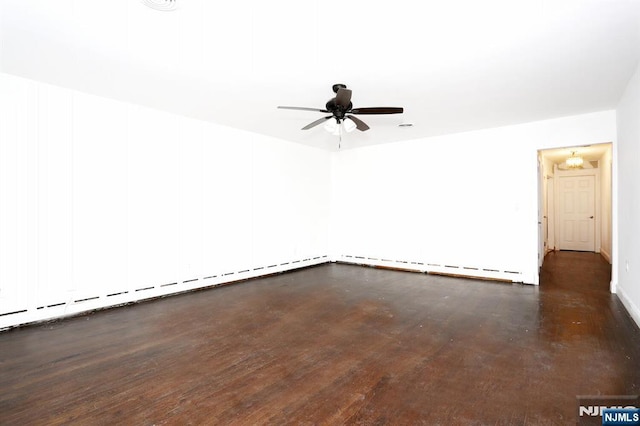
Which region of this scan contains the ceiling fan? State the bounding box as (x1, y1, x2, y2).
(277, 84, 404, 135)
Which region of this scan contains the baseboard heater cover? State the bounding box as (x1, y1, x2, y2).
(0, 256, 329, 332)
(336, 254, 524, 283)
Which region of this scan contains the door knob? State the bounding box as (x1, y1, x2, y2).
(589, 216, 594, 219)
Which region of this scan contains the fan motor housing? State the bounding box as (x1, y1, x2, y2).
(325, 99, 353, 116)
(332, 83, 347, 93)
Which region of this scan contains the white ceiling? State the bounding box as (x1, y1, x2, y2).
(1, 0, 639, 150)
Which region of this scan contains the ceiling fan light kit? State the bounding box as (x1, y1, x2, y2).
(323, 118, 357, 136)
(323, 119, 339, 135)
(278, 84, 404, 143)
(342, 118, 357, 133)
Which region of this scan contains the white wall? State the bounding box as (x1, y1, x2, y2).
(331, 111, 616, 284)
(0, 73, 331, 329)
(0, 69, 625, 329)
(615, 61, 640, 328)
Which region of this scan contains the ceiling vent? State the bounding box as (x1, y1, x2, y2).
(141, 0, 177, 11)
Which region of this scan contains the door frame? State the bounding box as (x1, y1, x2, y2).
(537, 152, 556, 269)
(546, 174, 555, 254)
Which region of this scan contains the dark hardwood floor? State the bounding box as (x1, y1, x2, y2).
(1, 252, 639, 425)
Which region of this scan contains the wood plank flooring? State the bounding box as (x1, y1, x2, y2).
(1, 252, 639, 425)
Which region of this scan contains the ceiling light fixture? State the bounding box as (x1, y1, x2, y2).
(323, 119, 356, 136)
(323, 118, 357, 149)
(342, 119, 357, 133)
(323, 119, 338, 135)
(141, 0, 177, 11)
(566, 151, 584, 168)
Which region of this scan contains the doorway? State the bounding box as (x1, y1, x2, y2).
(537, 143, 613, 282)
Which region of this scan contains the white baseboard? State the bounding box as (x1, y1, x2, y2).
(600, 247, 612, 263)
(334, 254, 527, 283)
(617, 285, 640, 331)
(0, 255, 330, 331)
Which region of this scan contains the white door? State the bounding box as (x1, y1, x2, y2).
(558, 175, 595, 251)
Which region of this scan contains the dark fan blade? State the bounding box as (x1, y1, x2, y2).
(346, 115, 370, 131)
(278, 106, 329, 113)
(350, 107, 403, 115)
(335, 88, 352, 108)
(302, 116, 332, 130)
